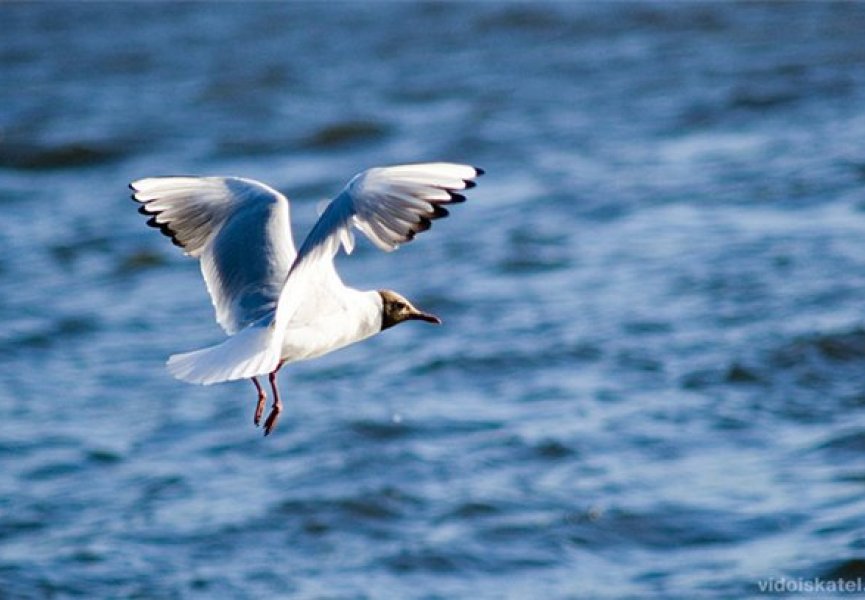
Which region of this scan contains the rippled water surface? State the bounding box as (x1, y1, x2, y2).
(4, 3, 865, 598)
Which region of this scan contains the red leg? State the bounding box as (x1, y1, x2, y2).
(251, 377, 266, 427)
(263, 362, 285, 437)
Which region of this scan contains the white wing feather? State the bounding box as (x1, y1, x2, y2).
(274, 162, 483, 332)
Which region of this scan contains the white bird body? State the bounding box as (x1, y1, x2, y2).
(278, 288, 382, 363)
(131, 162, 482, 434)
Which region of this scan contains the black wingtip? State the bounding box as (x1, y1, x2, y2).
(464, 180, 477, 189)
(474, 167, 485, 176)
(431, 205, 450, 220)
(130, 178, 188, 250)
(144, 211, 184, 248)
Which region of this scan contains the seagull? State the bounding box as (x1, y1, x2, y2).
(130, 162, 482, 435)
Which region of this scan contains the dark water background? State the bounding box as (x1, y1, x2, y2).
(3, 2, 865, 598)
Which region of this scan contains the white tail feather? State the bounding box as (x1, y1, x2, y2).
(166, 322, 281, 385)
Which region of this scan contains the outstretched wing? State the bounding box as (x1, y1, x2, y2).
(130, 176, 296, 335)
(276, 162, 483, 328)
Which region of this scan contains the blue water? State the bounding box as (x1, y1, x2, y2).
(3, 2, 865, 598)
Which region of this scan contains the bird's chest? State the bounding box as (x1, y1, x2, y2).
(280, 310, 380, 363)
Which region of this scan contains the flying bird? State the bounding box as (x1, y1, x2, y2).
(131, 163, 482, 435)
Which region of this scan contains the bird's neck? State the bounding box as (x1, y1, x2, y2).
(343, 288, 385, 342)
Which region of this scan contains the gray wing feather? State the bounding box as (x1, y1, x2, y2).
(131, 176, 296, 334)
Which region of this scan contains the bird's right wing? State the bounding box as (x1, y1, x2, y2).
(275, 162, 483, 330)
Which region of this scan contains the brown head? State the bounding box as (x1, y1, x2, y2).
(378, 290, 441, 331)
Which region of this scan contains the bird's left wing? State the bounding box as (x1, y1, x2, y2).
(275, 162, 483, 329)
(131, 176, 296, 385)
(130, 176, 296, 335)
